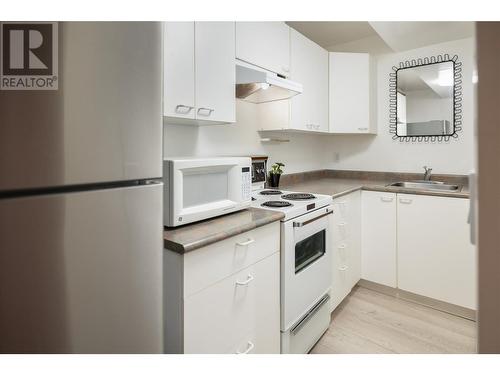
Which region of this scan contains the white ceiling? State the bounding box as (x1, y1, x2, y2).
(398, 62, 454, 98)
(369, 22, 475, 52)
(285, 22, 377, 49)
(286, 21, 475, 54)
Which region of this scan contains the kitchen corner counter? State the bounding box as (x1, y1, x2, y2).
(279, 170, 469, 200)
(164, 208, 284, 254)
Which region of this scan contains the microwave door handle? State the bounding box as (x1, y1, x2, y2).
(293, 209, 333, 228)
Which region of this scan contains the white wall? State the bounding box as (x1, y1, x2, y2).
(326, 37, 475, 175)
(163, 100, 331, 174)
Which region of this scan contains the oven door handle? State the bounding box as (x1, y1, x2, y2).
(293, 208, 333, 228)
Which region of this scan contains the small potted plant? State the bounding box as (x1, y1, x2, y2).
(269, 162, 285, 188)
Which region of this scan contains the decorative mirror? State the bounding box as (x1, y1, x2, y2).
(389, 54, 462, 142)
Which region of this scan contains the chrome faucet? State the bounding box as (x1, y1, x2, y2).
(423, 166, 433, 181)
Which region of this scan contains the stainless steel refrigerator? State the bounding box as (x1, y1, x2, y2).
(0, 22, 163, 353)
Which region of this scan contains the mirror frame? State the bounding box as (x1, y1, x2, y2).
(389, 54, 463, 142)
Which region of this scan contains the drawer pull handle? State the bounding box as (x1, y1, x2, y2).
(339, 265, 348, 271)
(197, 107, 214, 116)
(380, 197, 394, 202)
(236, 274, 254, 286)
(175, 104, 194, 113)
(236, 341, 255, 354)
(236, 238, 255, 247)
(338, 222, 347, 227)
(338, 244, 347, 249)
(399, 198, 413, 204)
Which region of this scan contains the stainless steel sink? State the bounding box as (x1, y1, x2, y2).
(388, 181, 460, 191)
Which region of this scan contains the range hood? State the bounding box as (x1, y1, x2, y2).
(236, 62, 303, 104)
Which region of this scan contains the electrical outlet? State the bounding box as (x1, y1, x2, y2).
(334, 152, 340, 162)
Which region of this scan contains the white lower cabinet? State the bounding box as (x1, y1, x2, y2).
(330, 190, 362, 311)
(361, 191, 398, 287)
(397, 194, 477, 310)
(164, 221, 280, 354)
(360, 190, 476, 312)
(184, 252, 280, 354)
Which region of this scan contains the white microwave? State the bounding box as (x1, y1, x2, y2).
(164, 157, 252, 227)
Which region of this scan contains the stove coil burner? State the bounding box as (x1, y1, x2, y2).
(281, 193, 316, 201)
(260, 190, 283, 195)
(261, 201, 293, 208)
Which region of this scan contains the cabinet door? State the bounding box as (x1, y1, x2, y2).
(330, 208, 350, 311)
(236, 22, 290, 76)
(397, 194, 477, 309)
(163, 22, 195, 119)
(347, 190, 362, 289)
(290, 29, 329, 132)
(183, 253, 280, 354)
(330, 191, 361, 311)
(361, 191, 397, 287)
(195, 22, 236, 123)
(329, 52, 371, 134)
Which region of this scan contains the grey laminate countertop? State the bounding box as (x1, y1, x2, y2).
(281, 172, 469, 200)
(164, 170, 468, 254)
(164, 207, 284, 254)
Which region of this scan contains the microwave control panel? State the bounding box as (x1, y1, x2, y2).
(242, 167, 251, 201)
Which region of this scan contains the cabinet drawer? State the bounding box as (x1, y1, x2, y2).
(334, 241, 349, 263)
(333, 197, 351, 221)
(331, 263, 351, 311)
(183, 253, 280, 353)
(183, 221, 280, 297)
(332, 216, 349, 242)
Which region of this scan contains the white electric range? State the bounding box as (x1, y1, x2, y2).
(250, 158, 333, 354)
(252, 189, 333, 221)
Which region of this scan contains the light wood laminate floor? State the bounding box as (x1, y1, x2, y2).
(311, 286, 477, 354)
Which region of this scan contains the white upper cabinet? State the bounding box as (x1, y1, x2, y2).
(290, 29, 329, 133)
(235, 22, 290, 77)
(195, 22, 236, 123)
(163, 22, 235, 124)
(164, 22, 196, 120)
(329, 52, 375, 134)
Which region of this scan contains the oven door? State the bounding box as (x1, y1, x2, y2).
(281, 205, 333, 331)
